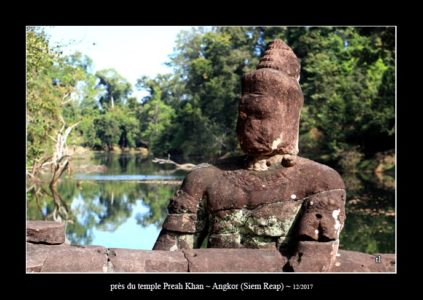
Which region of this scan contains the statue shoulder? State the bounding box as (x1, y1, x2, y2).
(181, 156, 246, 192)
(181, 163, 219, 193)
(296, 157, 345, 191)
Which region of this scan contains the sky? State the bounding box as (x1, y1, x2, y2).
(90, 200, 160, 250)
(43, 26, 200, 99)
(71, 195, 160, 249)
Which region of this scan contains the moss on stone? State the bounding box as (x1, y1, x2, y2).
(242, 235, 276, 248)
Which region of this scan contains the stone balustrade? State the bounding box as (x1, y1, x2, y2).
(26, 221, 395, 273)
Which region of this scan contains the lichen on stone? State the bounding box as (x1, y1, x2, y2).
(241, 235, 276, 249)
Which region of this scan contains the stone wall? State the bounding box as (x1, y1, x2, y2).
(26, 221, 395, 273)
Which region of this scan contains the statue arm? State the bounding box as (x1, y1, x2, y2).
(289, 188, 346, 271)
(153, 168, 210, 250)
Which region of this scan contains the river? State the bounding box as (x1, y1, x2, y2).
(26, 152, 395, 253)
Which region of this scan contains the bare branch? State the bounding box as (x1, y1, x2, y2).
(152, 157, 196, 171)
(62, 98, 73, 105)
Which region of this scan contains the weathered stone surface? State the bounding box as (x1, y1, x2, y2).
(155, 157, 345, 251)
(177, 234, 196, 249)
(48, 245, 106, 272)
(183, 248, 285, 272)
(27, 221, 65, 244)
(207, 157, 345, 211)
(242, 235, 277, 249)
(167, 189, 199, 213)
(209, 202, 303, 248)
(297, 189, 346, 241)
(109, 248, 187, 272)
(289, 241, 339, 272)
(153, 229, 178, 250)
(333, 250, 395, 272)
(237, 39, 303, 157)
(26, 242, 395, 272)
(209, 233, 242, 248)
(245, 201, 302, 236)
(27, 243, 107, 272)
(211, 209, 246, 234)
(162, 213, 197, 233)
(256, 39, 301, 80)
(26, 242, 59, 272)
(42, 245, 107, 272)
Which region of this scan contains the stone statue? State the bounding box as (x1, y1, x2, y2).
(153, 39, 346, 272)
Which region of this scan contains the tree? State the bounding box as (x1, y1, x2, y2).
(27, 27, 86, 178)
(137, 80, 175, 154)
(93, 113, 120, 151)
(26, 27, 62, 167)
(96, 68, 132, 110)
(112, 106, 140, 149)
(135, 26, 394, 169)
(297, 27, 395, 169)
(138, 27, 268, 160)
(168, 102, 221, 161)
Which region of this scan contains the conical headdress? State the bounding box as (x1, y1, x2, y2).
(257, 39, 300, 81)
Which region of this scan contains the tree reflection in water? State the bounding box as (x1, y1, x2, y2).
(340, 171, 395, 253)
(26, 153, 395, 253)
(27, 180, 178, 246)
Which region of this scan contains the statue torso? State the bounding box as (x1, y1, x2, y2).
(192, 156, 345, 249)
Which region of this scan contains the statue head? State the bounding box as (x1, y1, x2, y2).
(236, 39, 304, 159)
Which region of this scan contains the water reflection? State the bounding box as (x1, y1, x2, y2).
(27, 153, 181, 249)
(340, 171, 395, 253)
(26, 153, 395, 253)
(74, 174, 181, 181)
(27, 180, 178, 249)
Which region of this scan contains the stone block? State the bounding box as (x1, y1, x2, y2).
(43, 245, 107, 272)
(27, 221, 65, 244)
(183, 248, 285, 272)
(333, 250, 395, 272)
(109, 248, 187, 272)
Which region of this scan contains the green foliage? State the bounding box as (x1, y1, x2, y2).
(138, 27, 394, 166)
(137, 79, 175, 153)
(136, 185, 174, 228)
(297, 27, 395, 167)
(112, 106, 141, 148)
(76, 115, 100, 148)
(28, 26, 395, 171)
(90, 105, 141, 150)
(93, 112, 121, 150)
(26, 28, 92, 166)
(137, 27, 265, 160)
(340, 212, 394, 253)
(26, 28, 62, 165)
(168, 102, 221, 160)
(96, 68, 132, 110)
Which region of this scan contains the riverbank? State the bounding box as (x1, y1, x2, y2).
(67, 145, 149, 156)
(66, 146, 150, 174)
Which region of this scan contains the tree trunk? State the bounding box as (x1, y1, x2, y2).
(48, 184, 69, 222)
(50, 122, 79, 187)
